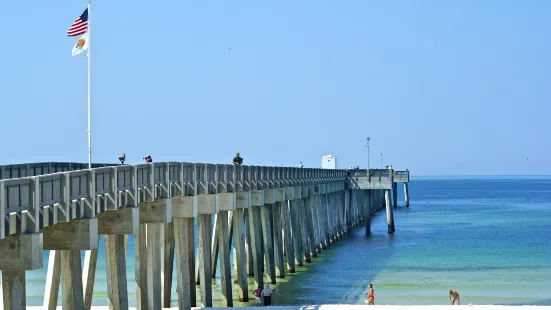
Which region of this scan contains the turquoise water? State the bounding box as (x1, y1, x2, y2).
(23, 178, 551, 306)
(272, 178, 551, 306)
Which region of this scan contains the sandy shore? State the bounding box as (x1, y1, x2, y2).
(26, 305, 551, 309)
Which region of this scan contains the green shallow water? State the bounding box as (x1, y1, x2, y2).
(22, 178, 551, 306)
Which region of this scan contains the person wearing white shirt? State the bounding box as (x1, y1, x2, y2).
(261, 284, 274, 306)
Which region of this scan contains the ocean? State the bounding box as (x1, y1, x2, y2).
(23, 177, 551, 306)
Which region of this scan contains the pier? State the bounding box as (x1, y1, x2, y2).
(0, 161, 409, 310)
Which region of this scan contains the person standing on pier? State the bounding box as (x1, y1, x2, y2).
(143, 154, 152, 163)
(118, 153, 126, 165)
(298, 161, 304, 168)
(233, 152, 243, 165)
(262, 284, 274, 306)
(449, 289, 460, 305)
(366, 284, 375, 305)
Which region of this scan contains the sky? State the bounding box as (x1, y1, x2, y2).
(1, 1, 550, 175)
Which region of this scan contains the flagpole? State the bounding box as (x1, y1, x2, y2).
(87, 0, 92, 169)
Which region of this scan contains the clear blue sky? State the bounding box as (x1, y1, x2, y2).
(1, 1, 550, 175)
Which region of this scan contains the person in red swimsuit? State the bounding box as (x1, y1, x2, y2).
(366, 284, 375, 305)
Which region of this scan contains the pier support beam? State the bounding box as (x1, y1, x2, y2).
(161, 222, 175, 309)
(260, 204, 276, 284)
(248, 206, 264, 288)
(385, 190, 395, 234)
(218, 210, 233, 307)
(289, 199, 303, 266)
(233, 202, 249, 301)
(173, 218, 194, 310)
(135, 224, 148, 309)
(2, 270, 26, 310)
(97, 208, 139, 310)
(331, 192, 339, 241)
(210, 214, 221, 279)
(404, 183, 410, 208)
(194, 195, 216, 307)
(215, 191, 235, 307)
(344, 190, 351, 232)
(318, 194, 326, 250)
(305, 196, 317, 258)
(245, 209, 254, 277)
(171, 195, 197, 310)
(281, 200, 295, 273)
(310, 195, 321, 254)
(43, 250, 61, 310)
(43, 219, 98, 310)
(195, 194, 217, 307)
(147, 224, 162, 310)
(234, 191, 250, 301)
(83, 249, 98, 310)
(0, 233, 42, 310)
(61, 250, 85, 308)
(272, 202, 285, 278)
(322, 194, 331, 248)
(138, 199, 172, 310)
(104, 235, 129, 310)
(197, 214, 212, 307)
(249, 205, 264, 289)
(98, 207, 138, 310)
(250, 189, 266, 284)
(298, 199, 311, 263)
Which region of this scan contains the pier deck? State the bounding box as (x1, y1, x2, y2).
(0, 161, 410, 310)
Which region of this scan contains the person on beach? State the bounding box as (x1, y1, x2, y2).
(232, 152, 243, 165)
(449, 289, 460, 305)
(366, 284, 375, 305)
(262, 284, 274, 306)
(254, 286, 263, 305)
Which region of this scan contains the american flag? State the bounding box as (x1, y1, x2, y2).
(68, 8, 88, 37)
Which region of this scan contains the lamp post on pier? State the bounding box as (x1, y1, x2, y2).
(380, 152, 383, 168)
(364, 137, 370, 170)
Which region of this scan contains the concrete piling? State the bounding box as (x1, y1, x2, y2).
(173, 217, 193, 310)
(248, 206, 264, 289)
(289, 200, 303, 266)
(162, 222, 175, 308)
(135, 223, 148, 309)
(104, 235, 129, 310)
(305, 197, 317, 258)
(260, 204, 276, 284)
(272, 202, 285, 278)
(2, 270, 26, 310)
(218, 211, 233, 307)
(61, 250, 85, 309)
(404, 182, 410, 207)
(232, 208, 248, 301)
(282, 200, 296, 273)
(298, 199, 311, 263)
(385, 190, 395, 234)
(245, 209, 254, 277)
(197, 214, 212, 307)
